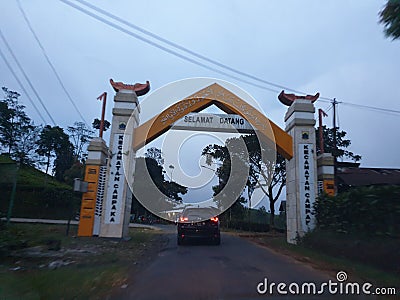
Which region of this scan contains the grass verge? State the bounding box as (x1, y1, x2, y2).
(238, 231, 399, 290)
(0, 223, 165, 299)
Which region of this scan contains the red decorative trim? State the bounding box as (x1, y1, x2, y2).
(110, 79, 150, 96)
(278, 90, 320, 106)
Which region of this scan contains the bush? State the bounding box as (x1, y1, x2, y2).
(0, 185, 81, 220)
(314, 185, 400, 236)
(299, 229, 400, 274)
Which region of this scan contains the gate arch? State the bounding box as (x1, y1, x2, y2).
(133, 83, 293, 160)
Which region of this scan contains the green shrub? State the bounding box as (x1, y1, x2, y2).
(314, 185, 400, 236)
(0, 185, 80, 219)
(299, 229, 400, 273)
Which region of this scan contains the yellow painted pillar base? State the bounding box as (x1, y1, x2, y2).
(77, 165, 100, 237)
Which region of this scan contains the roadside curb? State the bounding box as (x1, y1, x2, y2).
(2, 218, 158, 230)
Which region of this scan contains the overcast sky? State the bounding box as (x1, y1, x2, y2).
(1, 1, 399, 173)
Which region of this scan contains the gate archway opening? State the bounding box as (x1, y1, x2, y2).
(121, 82, 293, 225)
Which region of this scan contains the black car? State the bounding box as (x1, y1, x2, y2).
(177, 207, 220, 245)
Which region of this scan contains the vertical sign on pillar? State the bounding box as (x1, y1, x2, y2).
(93, 165, 107, 235)
(104, 134, 125, 224)
(298, 143, 316, 231)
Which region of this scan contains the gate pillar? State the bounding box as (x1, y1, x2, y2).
(285, 99, 318, 244)
(99, 86, 141, 239)
(317, 153, 335, 196)
(77, 137, 108, 236)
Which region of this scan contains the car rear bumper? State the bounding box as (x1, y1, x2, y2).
(178, 231, 220, 239)
(178, 226, 219, 238)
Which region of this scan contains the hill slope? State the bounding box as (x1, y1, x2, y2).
(0, 154, 80, 219)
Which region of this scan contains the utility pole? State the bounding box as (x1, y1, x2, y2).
(97, 92, 107, 138)
(318, 108, 328, 154)
(332, 98, 338, 195)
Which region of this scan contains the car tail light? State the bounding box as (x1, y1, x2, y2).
(180, 216, 188, 222)
(210, 217, 219, 222)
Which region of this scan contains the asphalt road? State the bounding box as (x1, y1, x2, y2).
(114, 226, 336, 300)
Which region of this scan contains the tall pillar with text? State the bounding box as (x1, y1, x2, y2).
(99, 79, 149, 239)
(281, 92, 319, 244)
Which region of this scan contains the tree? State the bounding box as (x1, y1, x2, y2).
(92, 118, 110, 133)
(131, 148, 187, 218)
(144, 156, 186, 201)
(316, 126, 361, 162)
(53, 140, 74, 181)
(202, 142, 248, 211)
(0, 87, 39, 165)
(203, 134, 285, 228)
(0, 87, 21, 153)
(36, 125, 71, 174)
(13, 125, 41, 166)
(379, 0, 400, 41)
(63, 161, 84, 186)
(144, 147, 164, 166)
(67, 121, 94, 162)
(203, 126, 361, 229)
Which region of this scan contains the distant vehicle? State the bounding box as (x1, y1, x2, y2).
(177, 207, 220, 245)
(137, 215, 153, 224)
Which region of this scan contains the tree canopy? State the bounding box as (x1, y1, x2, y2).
(0, 87, 39, 165)
(0, 87, 90, 183)
(67, 121, 94, 162)
(316, 126, 361, 162)
(36, 125, 74, 180)
(203, 125, 361, 227)
(203, 134, 285, 227)
(379, 0, 400, 41)
(131, 148, 187, 218)
(92, 118, 111, 133)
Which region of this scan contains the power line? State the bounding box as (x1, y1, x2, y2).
(58, 0, 279, 93)
(60, 0, 400, 118)
(74, 0, 349, 104)
(0, 47, 47, 124)
(0, 29, 56, 125)
(340, 101, 400, 115)
(16, 0, 90, 128)
(324, 103, 333, 112)
(72, 0, 321, 96)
